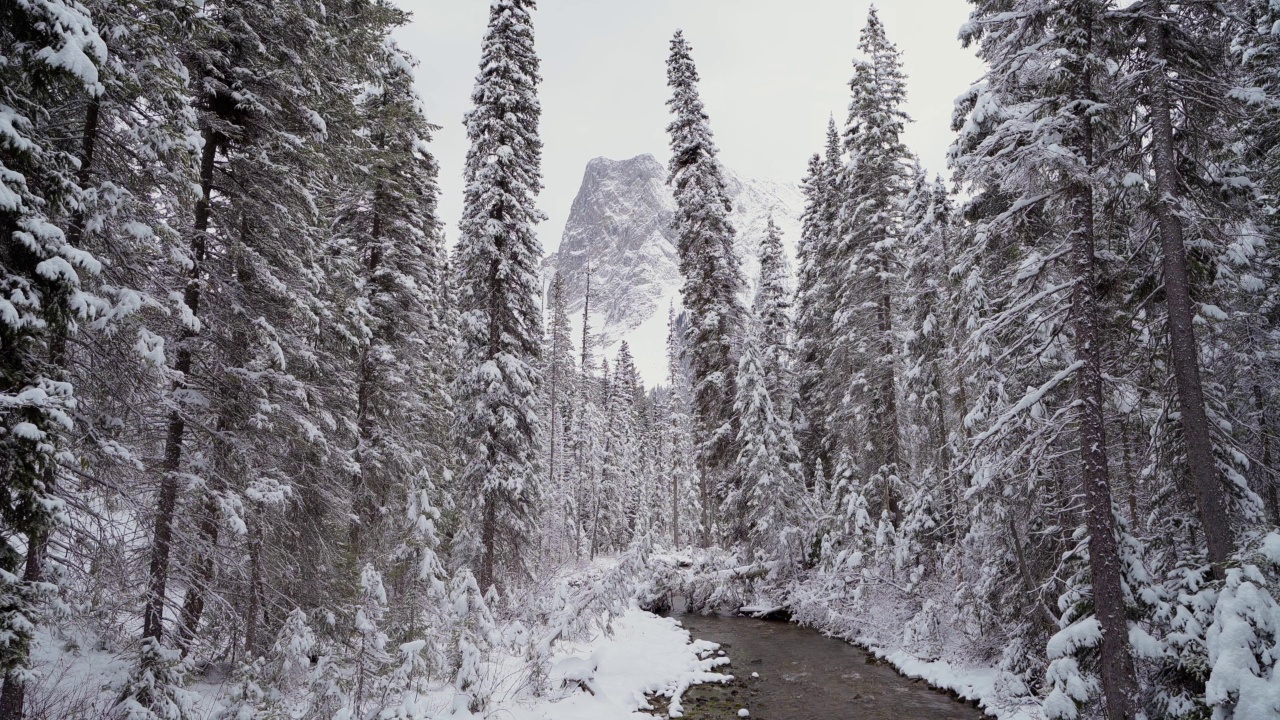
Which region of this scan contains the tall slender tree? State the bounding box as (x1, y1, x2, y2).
(452, 0, 546, 591)
(953, 2, 1139, 717)
(0, 3, 106, 716)
(665, 30, 745, 546)
(839, 7, 910, 526)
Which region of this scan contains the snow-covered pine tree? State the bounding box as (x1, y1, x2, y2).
(611, 342, 645, 543)
(331, 30, 449, 576)
(661, 306, 700, 549)
(793, 119, 844, 482)
(452, 0, 546, 591)
(0, 3, 107, 716)
(1240, 0, 1280, 532)
(735, 315, 804, 575)
(1122, 0, 1244, 578)
(544, 273, 577, 562)
(900, 168, 960, 541)
(665, 30, 745, 546)
(348, 564, 393, 717)
(838, 7, 910, 528)
(754, 216, 794, 421)
(445, 569, 499, 714)
(953, 2, 1139, 717)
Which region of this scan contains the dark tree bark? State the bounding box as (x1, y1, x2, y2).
(876, 284, 902, 525)
(1143, 10, 1234, 578)
(1066, 7, 1137, 718)
(143, 128, 219, 643)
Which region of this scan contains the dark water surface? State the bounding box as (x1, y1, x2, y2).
(671, 612, 985, 720)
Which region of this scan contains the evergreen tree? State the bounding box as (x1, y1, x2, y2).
(451, 0, 546, 591)
(0, 4, 107, 715)
(953, 2, 1139, 716)
(735, 319, 804, 573)
(900, 169, 960, 539)
(544, 273, 576, 560)
(336, 33, 450, 574)
(665, 30, 745, 546)
(753, 216, 794, 419)
(838, 7, 910, 526)
(793, 120, 844, 480)
(662, 306, 700, 549)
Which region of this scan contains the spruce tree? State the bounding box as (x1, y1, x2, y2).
(665, 30, 745, 546)
(754, 216, 794, 418)
(452, 0, 546, 591)
(839, 7, 910, 526)
(954, 2, 1139, 717)
(793, 120, 844, 481)
(735, 316, 804, 571)
(544, 273, 576, 556)
(0, 3, 106, 715)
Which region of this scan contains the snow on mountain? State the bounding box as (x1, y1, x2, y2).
(544, 154, 804, 386)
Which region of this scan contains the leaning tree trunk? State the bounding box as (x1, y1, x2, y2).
(1144, 10, 1234, 578)
(143, 128, 219, 644)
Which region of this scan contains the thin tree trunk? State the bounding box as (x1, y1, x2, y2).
(178, 219, 251, 653)
(931, 365, 956, 542)
(1255, 383, 1280, 526)
(1144, 11, 1234, 578)
(143, 128, 219, 643)
(1067, 21, 1137, 712)
(350, 188, 385, 561)
(243, 511, 265, 658)
(175, 463, 218, 652)
(480, 498, 497, 591)
(699, 460, 711, 548)
(672, 454, 680, 548)
(877, 281, 902, 526)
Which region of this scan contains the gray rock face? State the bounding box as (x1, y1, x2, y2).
(545, 153, 803, 384)
(551, 154, 676, 334)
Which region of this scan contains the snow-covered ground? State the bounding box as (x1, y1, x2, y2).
(499, 608, 732, 720)
(24, 606, 731, 719)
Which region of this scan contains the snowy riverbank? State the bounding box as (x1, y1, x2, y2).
(24, 606, 731, 719)
(499, 608, 732, 720)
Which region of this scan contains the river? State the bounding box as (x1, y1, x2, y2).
(666, 612, 985, 720)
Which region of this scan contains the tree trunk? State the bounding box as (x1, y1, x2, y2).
(1144, 11, 1234, 578)
(143, 128, 219, 643)
(1068, 34, 1137, 714)
(877, 282, 902, 526)
(480, 494, 497, 591)
(672, 458, 680, 549)
(243, 511, 265, 658)
(699, 460, 712, 548)
(1256, 383, 1280, 526)
(350, 189, 385, 562)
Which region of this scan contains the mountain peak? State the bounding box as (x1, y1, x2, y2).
(546, 155, 803, 385)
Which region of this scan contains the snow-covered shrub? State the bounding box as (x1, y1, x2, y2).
(1203, 533, 1280, 720)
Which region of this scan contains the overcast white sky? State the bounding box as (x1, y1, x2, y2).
(394, 0, 985, 253)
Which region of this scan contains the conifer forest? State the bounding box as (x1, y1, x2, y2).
(4, 0, 1280, 718)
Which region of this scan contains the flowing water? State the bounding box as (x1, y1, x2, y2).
(666, 612, 985, 720)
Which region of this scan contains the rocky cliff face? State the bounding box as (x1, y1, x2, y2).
(545, 154, 804, 385)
